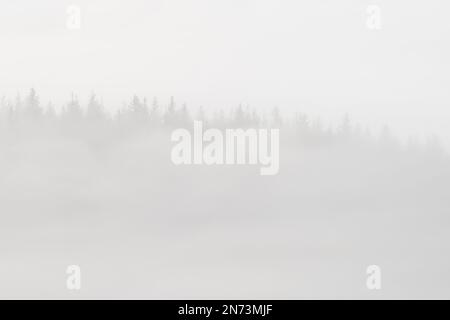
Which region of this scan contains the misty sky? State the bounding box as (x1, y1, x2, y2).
(1, 0, 449, 142)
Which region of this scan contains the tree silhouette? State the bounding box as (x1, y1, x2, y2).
(23, 88, 42, 121)
(0, 88, 444, 158)
(86, 94, 106, 122)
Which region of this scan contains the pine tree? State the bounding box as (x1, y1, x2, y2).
(179, 103, 191, 127)
(163, 96, 177, 127)
(339, 113, 352, 138)
(24, 88, 42, 120)
(63, 93, 83, 122)
(86, 93, 105, 122)
(271, 106, 282, 128)
(234, 104, 245, 127)
(148, 97, 160, 128)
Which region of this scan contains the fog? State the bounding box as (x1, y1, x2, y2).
(1, 0, 450, 299)
(1, 0, 450, 141)
(0, 94, 449, 298)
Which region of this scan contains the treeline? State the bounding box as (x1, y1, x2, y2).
(0, 89, 279, 129)
(0, 89, 445, 156)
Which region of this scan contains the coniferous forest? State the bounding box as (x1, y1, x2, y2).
(1, 88, 450, 299)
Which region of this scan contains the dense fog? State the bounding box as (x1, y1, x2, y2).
(0, 90, 448, 298)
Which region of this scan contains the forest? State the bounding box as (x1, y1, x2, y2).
(0, 88, 449, 299)
(0, 89, 445, 154)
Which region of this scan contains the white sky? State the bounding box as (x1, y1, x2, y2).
(1, 0, 450, 141)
